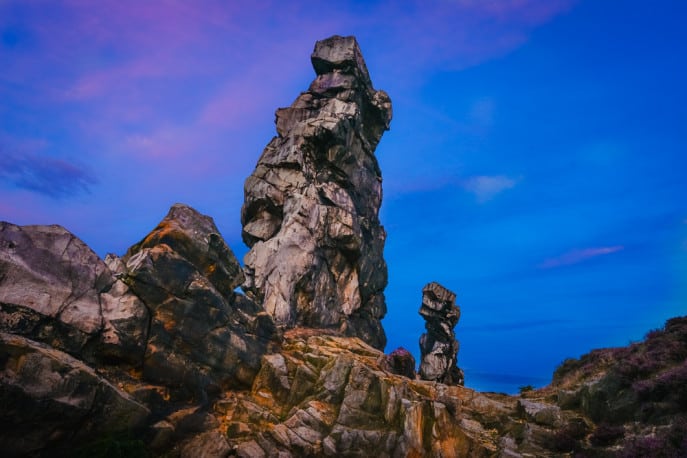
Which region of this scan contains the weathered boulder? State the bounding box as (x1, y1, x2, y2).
(241, 35, 392, 350)
(123, 204, 278, 396)
(125, 203, 245, 295)
(0, 332, 149, 457)
(418, 282, 464, 385)
(180, 431, 231, 458)
(0, 222, 149, 364)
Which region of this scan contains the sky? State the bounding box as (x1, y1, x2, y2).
(1, 0, 686, 393)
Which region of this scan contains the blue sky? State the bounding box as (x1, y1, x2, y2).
(1, 0, 685, 393)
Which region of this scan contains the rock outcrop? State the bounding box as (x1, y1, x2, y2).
(419, 282, 464, 385)
(1, 35, 685, 458)
(0, 332, 149, 456)
(222, 329, 503, 457)
(241, 35, 391, 350)
(0, 222, 149, 364)
(122, 204, 279, 395)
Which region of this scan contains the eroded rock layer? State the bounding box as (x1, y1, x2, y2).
(241, 35, 391, 350)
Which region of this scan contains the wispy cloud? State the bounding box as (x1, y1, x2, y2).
(0, 149, 97, 198)
(539, 246, 624, 269)
(462, 175, 518, 202)
(462, 318, 568, 332)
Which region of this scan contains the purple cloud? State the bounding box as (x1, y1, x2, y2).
(0, 149, 97, 198)
(539, 246, 625, 269)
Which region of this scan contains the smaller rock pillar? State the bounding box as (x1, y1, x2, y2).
(418, 282, 464, 385)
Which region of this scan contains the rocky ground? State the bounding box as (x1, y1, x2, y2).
(1, 35, 685, 457)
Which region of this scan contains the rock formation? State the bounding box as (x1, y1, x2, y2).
(0, 221, 148, 364)
(122, 203, 279, 394)
(0, 332, 150, 456)
(1, 35, 686, 457)
(0, 204, 279, 455)
(419, 282, 464, 385)
(241, 35, 391, 350)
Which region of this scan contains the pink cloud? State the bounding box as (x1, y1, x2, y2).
(539, 246, 625, 269)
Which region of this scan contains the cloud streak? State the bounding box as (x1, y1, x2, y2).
(539, 246, 624, 269)
(462, 175, 518, 202)
(0, 150, 97, 198)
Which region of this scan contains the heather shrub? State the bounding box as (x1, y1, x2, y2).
(589, 423, 624, 446)
(519, 384, 534, 394)
(547, 420, 588, 453)
(619, 417, 687, 458)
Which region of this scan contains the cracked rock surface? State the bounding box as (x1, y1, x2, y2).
(419, 282, 464, 385)
(241, 35, 391, 350)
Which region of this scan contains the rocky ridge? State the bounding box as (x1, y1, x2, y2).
(0, 35, 685, 457)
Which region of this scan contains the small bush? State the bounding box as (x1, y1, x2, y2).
(590, 423, 625, 446)
(519, 385, 534, 394)
(548, 421, 588, 453)
(619, 416, 687, 458)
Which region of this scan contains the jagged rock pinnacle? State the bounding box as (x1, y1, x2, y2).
(241, 35, 392, 349)
(419, 282, 464, 385)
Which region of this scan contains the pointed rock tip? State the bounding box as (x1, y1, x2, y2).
(311, 35, 371, 83)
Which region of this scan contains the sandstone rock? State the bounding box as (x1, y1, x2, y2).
(99, 268, 150, 364)
(0, 222, 149, 364)
(227, 330, 499, 457)
(241, 35, 391, 350)
(125, 203, 244, 295)
(149, 420, 175, 450)
(517, 399, 563, 428)
(123, 204, 278, 395)
(0, 222, 110, 352)
(0, 332, 149, 456)
(418, 282, 464, 385)
(180, 431, 230, 458)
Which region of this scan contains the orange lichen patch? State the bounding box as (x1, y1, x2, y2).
(304, 400, 337, 426)
(162, 319, 178, 333)
(140, 221, 178, 247)
(128, 367, 143, 380)
(407, 381, 437, 399)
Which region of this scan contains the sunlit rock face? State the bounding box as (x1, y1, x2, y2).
(419, 282, 464, 385)
(241, 35, 392, 350)
(0, 222, 149, 364)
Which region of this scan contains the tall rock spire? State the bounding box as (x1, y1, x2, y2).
(418, 282, 464, 385)
(241, 35, 392, 349)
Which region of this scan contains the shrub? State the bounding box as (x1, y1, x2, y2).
(519, 385, 534, 394)
(548, 420, 588, 453)
(619, 416, 687, 458)
(590, 423, 625, 446)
